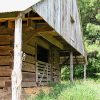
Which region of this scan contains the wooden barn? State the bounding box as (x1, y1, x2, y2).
(0, 0, 87, 99)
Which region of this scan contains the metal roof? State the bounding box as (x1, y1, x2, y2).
(0, 0, 41, 13)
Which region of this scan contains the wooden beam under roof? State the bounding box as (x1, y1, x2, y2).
(0, 12, 17, 18)
(38, 30, 58, 36)
(37, 33, 65, 50)
(0, 17, 43, 22)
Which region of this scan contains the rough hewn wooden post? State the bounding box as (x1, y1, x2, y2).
(12, 13, 23, 100)
(84, 64, 87, 81)
(70, 51, 74, 83)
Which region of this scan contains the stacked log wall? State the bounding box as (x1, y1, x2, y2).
(0, 26, 61, 88)
(0, 27, 14, 88)
(22, 42, 36, 88)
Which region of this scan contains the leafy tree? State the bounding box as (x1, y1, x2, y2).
(78, 0, 100, 77)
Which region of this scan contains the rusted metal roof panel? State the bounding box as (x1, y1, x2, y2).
(0, 0, 41, 13)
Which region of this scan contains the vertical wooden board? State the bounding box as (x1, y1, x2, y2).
(33, 0, 48, 22)
(53, 0, 61, 33)
(61, 0, 67, 37)
(74, 0, 84, 55)
(12, 13, 22, 100)
(67, 0, 71, 37)
(47, 0, 52, 26)
(42, 0, 48, 21)
(73, 0, 77, 47)
(60, 0, 71, 43)
(51, 0, 55, 28)
(72, 0, 76, 20)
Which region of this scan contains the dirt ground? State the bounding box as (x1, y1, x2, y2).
(0, 87, 51, 100)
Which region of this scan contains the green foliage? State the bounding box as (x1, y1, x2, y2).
(96, 13, 100, 20)
(61, 66, 70, 80)
(77, 0, 100, 78)
(33, 80, 100, 100)
(78, 0, 100, 41)
(86, 23, 100, 38)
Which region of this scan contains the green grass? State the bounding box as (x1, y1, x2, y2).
(31, 79, 100, 100)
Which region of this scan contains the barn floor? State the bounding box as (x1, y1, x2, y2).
(0, 87, 51, 100)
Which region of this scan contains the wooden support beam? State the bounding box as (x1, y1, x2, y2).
(38, 31, 58, 36)
(0, 17, 43, 22)
(84, 64, 87, 81)
(0, 12, 17, 18)
(38, 33, 64, 50)
(12, 13, 23, 100)
(70, 51, 74, 83)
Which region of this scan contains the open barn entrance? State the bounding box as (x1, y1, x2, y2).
(36, 45, 51, 86)
(37, 45, 49, 63)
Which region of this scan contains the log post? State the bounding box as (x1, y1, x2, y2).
(70, 51, 74, 83)
(12, 13, 23, 100)
(84, 64, 87, 81)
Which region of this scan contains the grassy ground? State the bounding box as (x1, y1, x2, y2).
(29, 79, 100, 100)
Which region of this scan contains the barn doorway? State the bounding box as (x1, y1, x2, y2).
(37, 45, 49, 63)
(36, 45, 51, 85)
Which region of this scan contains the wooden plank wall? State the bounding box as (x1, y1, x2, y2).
(22, 29, 36, 88)
(51, 47, 60, 83)
(22, 54, 36, 87)
(32, 0, 85, 56)
(0, 25, 37, 88)
(0, 26, 13, 88)
(0, 25, 61, 88)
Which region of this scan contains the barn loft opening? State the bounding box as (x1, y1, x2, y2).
(37, 45, 49, 63)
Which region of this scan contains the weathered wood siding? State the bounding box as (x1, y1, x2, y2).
(0, 27, 13, 88)
(0, 26, 37, 88)
(50, 47, 60, 82)
(0, 25, 61, 88)
(32, 0, 85, 56)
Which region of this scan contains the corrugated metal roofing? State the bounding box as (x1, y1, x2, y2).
(0, 0, 41, 13)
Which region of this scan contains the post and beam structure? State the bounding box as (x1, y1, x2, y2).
(12, 13, 23, 100)
(70, 51, 74, 83)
